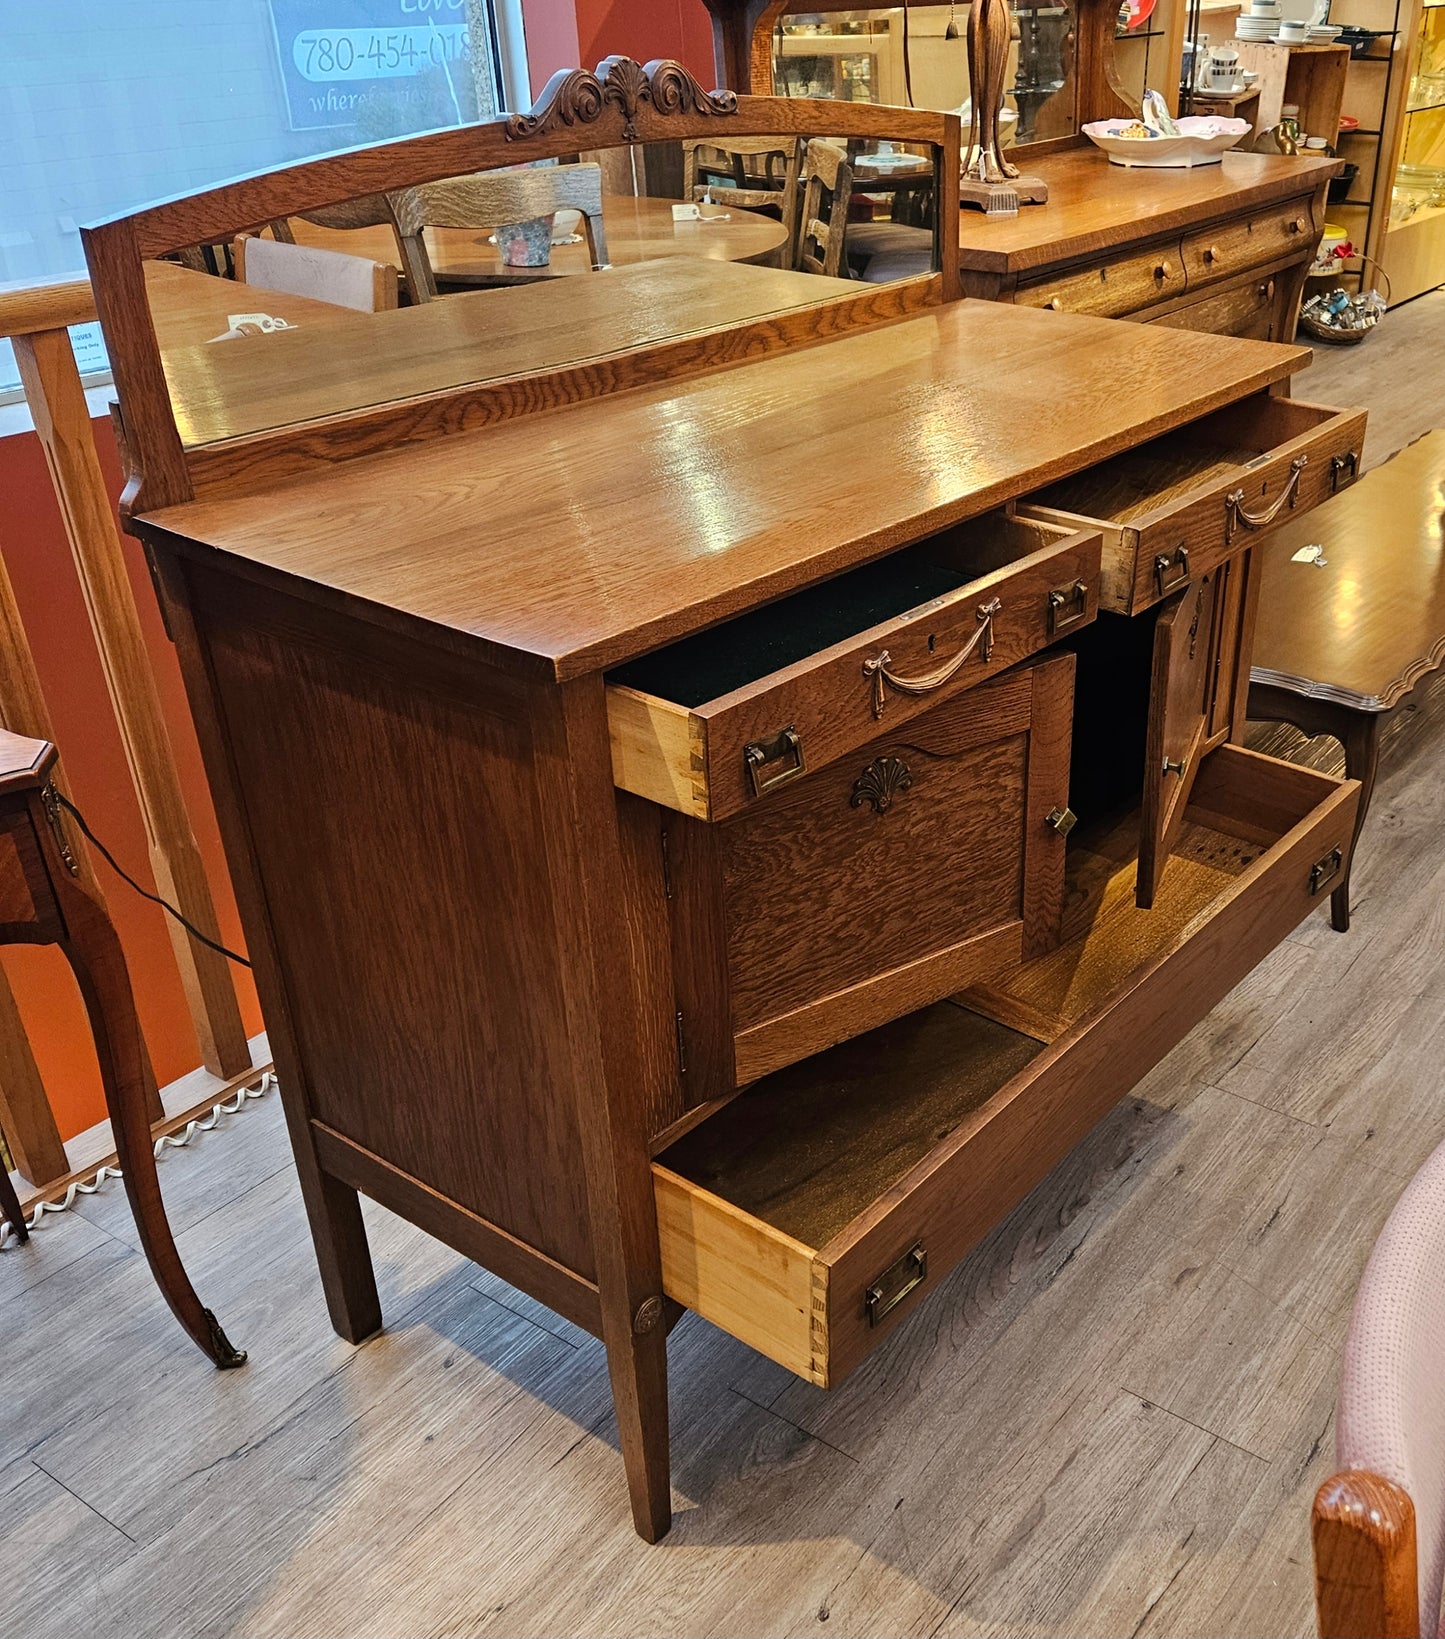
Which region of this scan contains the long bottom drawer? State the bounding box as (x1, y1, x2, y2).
(653, 745, 1358, 1387)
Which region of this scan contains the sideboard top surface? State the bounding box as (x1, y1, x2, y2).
(959, 150, 1343, 276)
(138, 299, 1309, 682)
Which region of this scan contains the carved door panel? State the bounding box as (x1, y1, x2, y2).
(1137, 570, 1222, 908)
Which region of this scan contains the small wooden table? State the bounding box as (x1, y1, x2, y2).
(1249, 430, 1445, 930)
(291, 193, 790, 282)
(0, 728, 243, 1366)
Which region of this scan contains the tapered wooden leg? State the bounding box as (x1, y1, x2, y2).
(294, 1159, 382, 1345)
(603, 1317, 672, 1543)
(1335, 712, 1382, 934)
(54, 880, 245, 1367)
(0, 1147, 28, 1242)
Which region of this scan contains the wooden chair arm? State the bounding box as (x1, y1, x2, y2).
(1314, 1469, 1421, 1639)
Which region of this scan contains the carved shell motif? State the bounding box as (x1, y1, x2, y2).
(850, 756, 913, 816)
(505, 56, 737, 143)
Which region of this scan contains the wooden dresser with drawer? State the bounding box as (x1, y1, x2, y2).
(82, 79, 1368, 1546)
(959, 147, 1342, 342)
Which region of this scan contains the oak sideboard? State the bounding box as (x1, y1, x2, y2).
(83, 66, 1365, 1541)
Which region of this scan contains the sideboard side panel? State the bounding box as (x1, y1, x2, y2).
(178, 560, 598, 1281)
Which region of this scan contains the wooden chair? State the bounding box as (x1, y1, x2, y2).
(683, 136, 803, 260)
(1313, 1138, 1445, 1637)
(233, 235, 398, 313)
(794, 140, 854, 280)
(0, 729, 243, 1366)
(388, 164, 610, 299)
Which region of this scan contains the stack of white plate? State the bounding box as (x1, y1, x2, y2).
(1308, 22, 1343, 39)
(1236, 15, 1278, 39)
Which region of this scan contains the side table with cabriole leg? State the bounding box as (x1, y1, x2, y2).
(0, 728, 245, 1368)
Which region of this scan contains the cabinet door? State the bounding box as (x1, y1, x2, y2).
(666, 653, 1076, 1102)
(1137, 571, 1223, 908)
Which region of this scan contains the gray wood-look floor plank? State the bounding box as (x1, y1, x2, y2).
(1, 337, 1442, 1639)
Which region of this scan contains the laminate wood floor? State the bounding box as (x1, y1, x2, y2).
(4, 316, 1444, 1639)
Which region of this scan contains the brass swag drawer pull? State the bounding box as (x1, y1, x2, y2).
(743, 724, 806, 798)
(865, 1241, 928, 1327)
(863, 597, 1001, 720)
(1226, 455, 1308, 543)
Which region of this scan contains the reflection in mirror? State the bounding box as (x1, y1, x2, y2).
(140, 109, 949, 451)
(769, 4, 1080, 145)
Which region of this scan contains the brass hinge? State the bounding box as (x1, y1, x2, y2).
(39, 784, 80, 877)
(659, 827, 674, 899)
(674, 1010, 687, 1075)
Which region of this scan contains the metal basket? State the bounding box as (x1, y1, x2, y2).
(1299, 256, 1391, 345)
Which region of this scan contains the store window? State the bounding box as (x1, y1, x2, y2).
(0, 0, 527, 401)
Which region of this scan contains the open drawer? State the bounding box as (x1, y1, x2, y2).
(653, 744, 1358, 1386)
(1018, 393, 1366, 616)
(607, 512, 1101, 821)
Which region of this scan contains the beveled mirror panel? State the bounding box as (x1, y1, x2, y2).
(764, 2, 1081, 145)
(109, 63, 959, 476)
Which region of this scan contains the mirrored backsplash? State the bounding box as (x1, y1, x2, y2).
(768, 4, 1078, 145)
(146, 129, 952, 448)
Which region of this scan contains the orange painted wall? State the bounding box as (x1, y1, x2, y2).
(569, 0, 714, 86)
(0, 420, 262, 1144)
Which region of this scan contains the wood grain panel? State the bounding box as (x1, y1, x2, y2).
(136, 301, 1312, 682)
(1016, 245, 1185, 318)
(1182, 199, 1318, 290)
(653, 1163, 822, 1384)
(188, 567, 598, 1280)
(1022, 394, 1368, 614)
(955, 149, 1336, 278)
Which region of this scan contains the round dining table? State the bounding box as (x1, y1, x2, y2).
(291, 193, 791, 283)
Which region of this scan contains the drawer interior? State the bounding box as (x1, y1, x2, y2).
(609, 511, 1070, 708)
(654, 742, 1351, 1385)
(659, 1005, 1042, 1249)
(1023, 393, 1337, 528)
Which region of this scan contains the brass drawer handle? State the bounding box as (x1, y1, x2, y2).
(1310, 847, 1343, 895)
(1288, 215, 1308, 234)
(1163, 754, 1188, 778)
(1332, 450, 1360, 492)
(1048, 578, 1089, 636)
(1203, 244, 1222, 264)
(1225, 455, 1308, 543)
(1154, 546, 1191, 598)
(865, 1241, 928, 1327)
(1154, 262, 1172, 281)
(863, 597, 1001, 720)
(1044, 296, 1063, 310)
(743, 724, 806, 798)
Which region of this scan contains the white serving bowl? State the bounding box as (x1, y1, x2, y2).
(1082, 116, 1252, 167)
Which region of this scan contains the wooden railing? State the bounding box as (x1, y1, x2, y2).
(0, 274, 263, 1196)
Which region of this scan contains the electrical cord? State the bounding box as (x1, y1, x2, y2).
(51, 791, 252, 969)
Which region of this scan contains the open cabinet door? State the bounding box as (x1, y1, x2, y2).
(1137, 571, 1221, 909)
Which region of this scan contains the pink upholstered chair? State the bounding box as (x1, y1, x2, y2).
(1313, 1140, 1445, 1638)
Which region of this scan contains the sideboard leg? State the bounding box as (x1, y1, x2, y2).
(300, 1163, 383, 1345)
(1335, 711, 1382, 934)
(605, 1322, 673, 1542)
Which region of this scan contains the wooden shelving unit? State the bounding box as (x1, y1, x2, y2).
(1326, 0, 1413, 293)
(1382, 0, 1445, 298)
